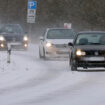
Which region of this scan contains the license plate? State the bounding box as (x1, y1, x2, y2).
(9, 42, 21, 45)
(83, 57, 105, 61)
(57, 51, 68, 54)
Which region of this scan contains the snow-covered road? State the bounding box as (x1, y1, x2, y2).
(0, 44, 105, 105)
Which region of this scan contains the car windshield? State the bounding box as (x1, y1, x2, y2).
(0, 25, 23, 34)
(75, 33, 105, 45)
(47, 29, 74, 39)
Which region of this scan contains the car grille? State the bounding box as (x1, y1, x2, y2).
(5, 36, 23, 42)
(54, 44, 68, 48)
(85, 50, 105, 56)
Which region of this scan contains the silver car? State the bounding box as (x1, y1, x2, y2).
(39, 28, 75, 59)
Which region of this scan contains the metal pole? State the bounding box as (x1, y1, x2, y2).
(7, 0, 9, 23)
(29, 23, 32, 42)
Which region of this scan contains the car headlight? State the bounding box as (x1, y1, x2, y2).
(76, 49, 86, 56)
(23, 36, 28, 41)
(0, 36, 5, 41)
(46, 42, 52, 47)
(24, 43, 28, 48)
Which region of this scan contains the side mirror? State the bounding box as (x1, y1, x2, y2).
(68, 42, 73, 46)
(40, 36, 44, 41)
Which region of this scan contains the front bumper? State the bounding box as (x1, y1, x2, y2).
(0, 42, 7, 50)
(0, 39, 28, 50)
(10, 42, 28, 49)
(45, 46, 69, 58)
(75, 56, 105, 67)
(1, 41, 28, 50)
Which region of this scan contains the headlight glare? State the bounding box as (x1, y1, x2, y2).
(0, 36, 5, 41)
(24, 44, 28, 48)
(46, 42, 52, 47)
(1, 44, 4, 48)
(23, 36, 28, 41)
(76, 49, 86, 56)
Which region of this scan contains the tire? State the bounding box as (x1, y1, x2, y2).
(43, 48, 47, 60)
(70, 58, 77, 71)
(39, 49, 43, 59)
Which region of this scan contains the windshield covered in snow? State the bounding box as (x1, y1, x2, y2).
(0, 24, 24, 34)
(47, 29, 75, 39)
(75, 33, 105, 45)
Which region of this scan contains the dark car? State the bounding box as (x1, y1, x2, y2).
(0, 24, 28, 50)
(68, 31, 105, 71)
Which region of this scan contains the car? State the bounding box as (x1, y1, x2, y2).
(39, 28, 75, 59)
(68, 31, 105, 71)
(0, 24, 29, 50)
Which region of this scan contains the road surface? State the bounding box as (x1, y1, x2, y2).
(0, 44, 105, 105)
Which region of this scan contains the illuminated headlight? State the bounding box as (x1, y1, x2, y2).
(0, 44, 4, 48)
(0, 36, 5, 41)
(24, 44, 28, 48)
(76, 49, 86, 56)
(46, 42, 52, 47)
(23, 36, 28, 41)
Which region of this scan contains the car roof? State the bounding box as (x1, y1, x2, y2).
(78, 31, 105, 34)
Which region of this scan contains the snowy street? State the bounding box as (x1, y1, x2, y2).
(0, 44, 105, 105)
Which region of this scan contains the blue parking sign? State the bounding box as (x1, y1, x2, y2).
(28, 1, 37, 9)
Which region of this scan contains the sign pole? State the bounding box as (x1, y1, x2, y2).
(27, 0, 37, 40)
(29, 23, 32, 40)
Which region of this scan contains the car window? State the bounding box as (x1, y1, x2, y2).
(75, 33, 105, 45)
(47, 29, 75, 39)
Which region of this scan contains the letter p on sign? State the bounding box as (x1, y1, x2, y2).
(28, 1, 36, 9)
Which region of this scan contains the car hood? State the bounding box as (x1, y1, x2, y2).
(74, 45, 105, 51)
(1, 33, 23, 37)
(1, 33, 24, 42)
(46, 39, 73, 45)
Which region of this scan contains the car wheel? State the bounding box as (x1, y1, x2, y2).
(43, 48, 47, 60)
(70, 58, 77, 71)
(39, 48, 43, 59)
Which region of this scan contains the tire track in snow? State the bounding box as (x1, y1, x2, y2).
(20, 72, 105, 105)
(0, 45, 63, 95)
(1, 44, 104, 105)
